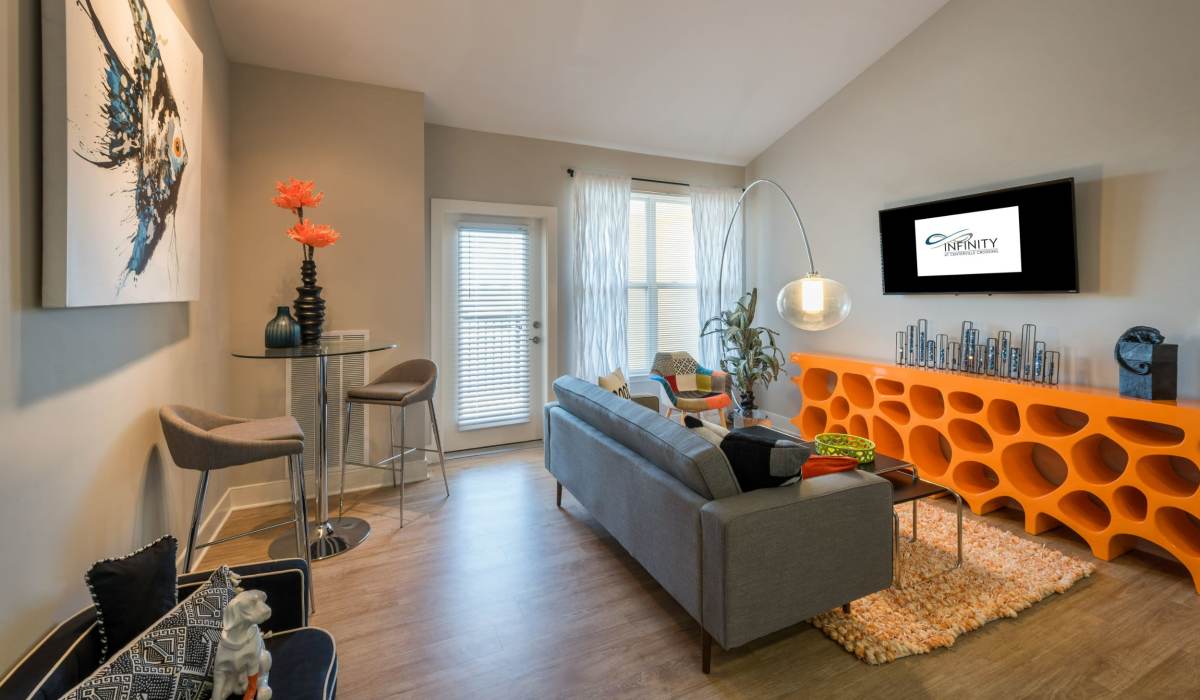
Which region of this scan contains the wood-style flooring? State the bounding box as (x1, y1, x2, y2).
(202, 445, 1200, 699)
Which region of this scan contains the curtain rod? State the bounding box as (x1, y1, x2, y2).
(566, 168, 689, 188)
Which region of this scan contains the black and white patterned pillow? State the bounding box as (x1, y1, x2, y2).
(63, 566, 238, 700)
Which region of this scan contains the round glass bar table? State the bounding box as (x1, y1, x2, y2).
(233, 338, 396, 560)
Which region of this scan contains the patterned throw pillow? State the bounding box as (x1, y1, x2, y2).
(597, 368, 632, 399)
(684, 418, 812, 492)
(63, 566, 239, 700)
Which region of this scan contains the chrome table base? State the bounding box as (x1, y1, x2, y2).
(268, 516, 371, 561)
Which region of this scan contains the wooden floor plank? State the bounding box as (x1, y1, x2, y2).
(200, 446, 1200, 698)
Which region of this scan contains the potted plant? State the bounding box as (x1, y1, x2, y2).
(702, 288, 786, 421)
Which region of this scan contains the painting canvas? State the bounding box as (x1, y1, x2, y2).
(43, 0, 203, 307)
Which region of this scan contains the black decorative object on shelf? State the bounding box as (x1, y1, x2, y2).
(294, 258, 326, 345)
(265, 306, 301, 348)
(1115, 326, 1177, 400)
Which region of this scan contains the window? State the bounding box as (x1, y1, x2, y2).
(456, 224, 532, 430)
(627, 192, 698, 375)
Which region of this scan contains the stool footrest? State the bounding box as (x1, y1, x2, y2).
(343, 459, 427, 473)
(196, 516, 299, 549)
(372, 447, 435, 468)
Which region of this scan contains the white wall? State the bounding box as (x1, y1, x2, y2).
(746, 0, 1200, 417)
(426, 124, 746, 380)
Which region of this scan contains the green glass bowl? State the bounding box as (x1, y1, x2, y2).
(814, 433, 876, 463)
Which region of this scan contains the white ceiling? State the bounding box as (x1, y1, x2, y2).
(210, 0, 947, 165)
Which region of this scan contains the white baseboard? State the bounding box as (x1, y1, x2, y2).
(189, 460, 431, 570)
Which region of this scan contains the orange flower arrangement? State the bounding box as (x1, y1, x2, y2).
(272, 177, 340, 259)
(272, 177, 325, 212)
(287, 219, 341, 248)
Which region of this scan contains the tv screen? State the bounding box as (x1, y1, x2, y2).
(879, 178, 1078, 294)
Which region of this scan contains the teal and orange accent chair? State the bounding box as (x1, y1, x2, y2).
(649, 351, 733, 427)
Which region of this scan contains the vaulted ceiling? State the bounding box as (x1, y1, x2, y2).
(211, 0, 947, 165)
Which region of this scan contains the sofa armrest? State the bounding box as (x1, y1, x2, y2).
(179, 558, 310, 632)
(700, 470, 893, 649)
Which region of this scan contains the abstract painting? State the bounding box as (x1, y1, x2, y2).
(43, 0, 203, 307)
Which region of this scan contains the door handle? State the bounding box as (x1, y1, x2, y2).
(530, 336, 541, 344)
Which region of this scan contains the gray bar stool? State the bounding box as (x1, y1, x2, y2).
(159, 405, 314, 609)
(338, 359, 449, 526)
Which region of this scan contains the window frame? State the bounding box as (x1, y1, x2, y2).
(626, 190, 698, 377)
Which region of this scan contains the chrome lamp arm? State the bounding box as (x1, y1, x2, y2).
(715, 179, 850, 332)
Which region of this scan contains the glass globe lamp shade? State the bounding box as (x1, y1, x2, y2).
(776, 273, 851, 331)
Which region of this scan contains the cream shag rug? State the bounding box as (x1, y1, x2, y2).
(811, 503, 1095, 664)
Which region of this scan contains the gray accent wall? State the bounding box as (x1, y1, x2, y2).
(225, 65, 426, 486)
(746, 0, 1200, 415)
(0, 0, 231, 671)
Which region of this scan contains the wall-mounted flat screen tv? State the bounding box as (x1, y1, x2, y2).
(879, 178, 1078, 294)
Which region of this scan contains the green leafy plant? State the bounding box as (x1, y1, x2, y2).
(702, 288, 786, 414)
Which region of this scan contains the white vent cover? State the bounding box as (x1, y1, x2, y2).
(285, 330, 370, 474)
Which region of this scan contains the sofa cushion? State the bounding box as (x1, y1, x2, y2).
(263, 627, 338, 699)
(85, 535, 179, 662)
(62, 566, 238, 700)
(1, 606, 101, 700)
(552, 376, 739, 499)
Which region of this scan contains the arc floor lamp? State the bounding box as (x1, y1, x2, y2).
(717, 179, 851, 330)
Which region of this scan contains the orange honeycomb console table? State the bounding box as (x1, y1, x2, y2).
(791, 352, 1200, 591)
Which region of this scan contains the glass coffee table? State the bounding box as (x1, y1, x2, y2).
(743, 424, 963, 585)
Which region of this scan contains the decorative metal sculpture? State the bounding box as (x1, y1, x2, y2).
(917, 319, 928, 366)
(1115, 326, 1177, 400)
(891, 319, 1062, 386)
(998, 331, 1012, 378)
(1045, 350, 1061, 385)
(1020, 324, 1037, 381)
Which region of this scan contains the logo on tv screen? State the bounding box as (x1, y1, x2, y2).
(914, 205, 1022, 277)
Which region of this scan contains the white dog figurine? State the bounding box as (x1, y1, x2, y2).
(212, 589, 273, 700)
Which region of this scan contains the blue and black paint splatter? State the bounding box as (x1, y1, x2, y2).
(75, 0, 189, 289)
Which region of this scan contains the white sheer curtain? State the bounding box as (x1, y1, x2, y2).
(691, 186, 744, 368)
(570, 172, 632, 380)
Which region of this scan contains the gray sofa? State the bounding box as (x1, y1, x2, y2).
(545, 376, 893, 672)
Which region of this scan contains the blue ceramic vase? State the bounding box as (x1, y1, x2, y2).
(265, 306, 301, 348)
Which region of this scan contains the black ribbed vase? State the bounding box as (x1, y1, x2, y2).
(293, 258, 326, 345)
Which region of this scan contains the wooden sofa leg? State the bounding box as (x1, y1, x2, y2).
(843, 602, 851, 614)
(701, 629, 712, 674)
(556, 482, 563, 508)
